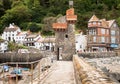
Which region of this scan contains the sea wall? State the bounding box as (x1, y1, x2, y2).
(73, 55, 117, 84)
(0, 53, 43, 63)
(78, 51, 117, 58)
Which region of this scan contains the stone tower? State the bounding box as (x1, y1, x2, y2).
(52, 1, 77, 60)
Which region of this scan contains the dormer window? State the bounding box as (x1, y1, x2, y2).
(113, 24, 117, 28)
(93, 22, 96, 25)
(98, 22, 101, 26)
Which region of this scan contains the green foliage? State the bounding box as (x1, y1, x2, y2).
(1, 5, 31, 26)
(8, 42, 17, 51)
(116, 17, 120, 27)
(0, 0, 120, 34)
(8, 42, 28, 51)
(17, 45, 28, 49)
(41, 30, 55, 36)
(27, 22, 42, 32)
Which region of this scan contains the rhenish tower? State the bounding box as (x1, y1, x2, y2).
(52, 1, 77, 60)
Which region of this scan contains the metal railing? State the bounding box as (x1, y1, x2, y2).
(0, 57, 54, 84)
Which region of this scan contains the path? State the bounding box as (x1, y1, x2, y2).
(40, 61, 76, 84)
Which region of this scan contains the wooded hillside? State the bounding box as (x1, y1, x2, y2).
(0, 0, 120, 35)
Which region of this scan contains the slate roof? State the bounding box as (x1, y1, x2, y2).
(26, 34, 39, 38)
(41, 37, 55, 43)
(4, 24, 20, 32)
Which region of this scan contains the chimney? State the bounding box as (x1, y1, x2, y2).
(9, 23, 14, 28)
(69, 0, 73, 8)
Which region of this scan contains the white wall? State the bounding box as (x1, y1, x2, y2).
(75, 34, 87, 52)
(0, 41, 8, 53)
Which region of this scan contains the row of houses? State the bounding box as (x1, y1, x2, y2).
(0, 14, 119, 53)
(1, 23, 56, 52)
(0, 23, 86, 53)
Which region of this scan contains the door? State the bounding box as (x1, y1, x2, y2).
(57, 47, 62, 60)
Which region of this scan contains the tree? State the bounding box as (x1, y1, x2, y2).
(1, 5, 31, 26)
(27, 22, 42, 32)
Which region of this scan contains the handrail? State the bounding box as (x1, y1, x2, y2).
(0, 57, 54, 84)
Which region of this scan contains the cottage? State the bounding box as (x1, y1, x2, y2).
(2, 23, 21, 42)
(23, 34, 42, 49)
(41, 37, 55, 51)
(16, 31, 28, 44)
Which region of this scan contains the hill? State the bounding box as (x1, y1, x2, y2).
(0, 0, 120, 35)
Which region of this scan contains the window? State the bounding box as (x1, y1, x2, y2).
(80, 45, 82, 48)
(46, 46, 49, 50)
(101, 37, 105, 43)
(113, 24, 117, 28)
(101, 29, 105, 34)
(65, 34, 68, 38)
(98, 22, 101, 26)
(93, 36, 96, 42)
(89, 29, 96, 35)
(111, 30, 115, 36)
(111, 37, 116, 43)
(93, 22, 96, 25)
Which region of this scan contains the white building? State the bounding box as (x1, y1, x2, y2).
(34, 37, 43, 49)
(2, 23, 21, 42)
(75, 33, 87, 52)
(16, 31, 28, 44)
(23, 34, 43, 49)
(0, 40, 8, 53)
(41, 37, 55, 51)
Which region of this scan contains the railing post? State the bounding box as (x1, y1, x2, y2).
(16, 63, 18, 84)
(38, 61, 40, 81)
(2, 65, 5, 84)
(31, 63, 33, 84)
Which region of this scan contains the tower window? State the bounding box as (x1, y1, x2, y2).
(65, 34, 68, 38)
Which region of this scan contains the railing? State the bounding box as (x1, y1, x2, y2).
(0, 57, 54, 84)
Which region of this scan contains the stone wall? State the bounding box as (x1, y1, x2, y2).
(73, 55, 117, 84)
(0, 52, 43, 63)
(78, 52, 117, 58)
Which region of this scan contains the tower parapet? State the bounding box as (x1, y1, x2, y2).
(66, 8, 77, 24)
